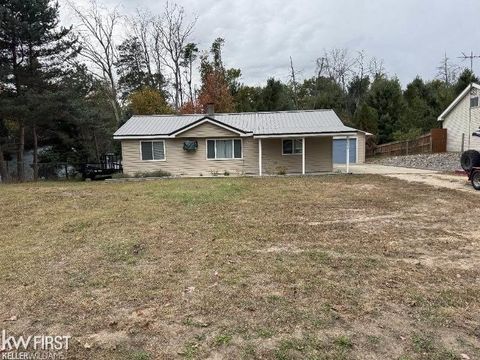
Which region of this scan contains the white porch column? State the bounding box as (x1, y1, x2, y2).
(346, 135, 350, 174)
(302, 137, 306, 175)
(258, 138, 263, 176)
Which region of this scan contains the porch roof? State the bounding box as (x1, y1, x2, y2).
(113, 110, 361, 139)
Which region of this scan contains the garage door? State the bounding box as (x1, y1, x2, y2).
(333, 138, 357, 164)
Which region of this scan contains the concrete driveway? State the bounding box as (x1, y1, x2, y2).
(334, 163, 475, 192)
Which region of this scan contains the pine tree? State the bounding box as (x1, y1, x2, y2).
(0, 0, 76, 180)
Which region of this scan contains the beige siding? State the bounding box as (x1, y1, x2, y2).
(122, 137, 258, 176)
(442, 95, 480, 152)
(176, 122, 240, 138)
(261, 137, 332, 174)
(120, 122, 334, 176)
(357, 133, 366, 163)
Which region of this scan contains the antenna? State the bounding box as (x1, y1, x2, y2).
(458, 51, 480, 72)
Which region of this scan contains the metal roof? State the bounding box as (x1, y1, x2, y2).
(113, 109, 359, 138)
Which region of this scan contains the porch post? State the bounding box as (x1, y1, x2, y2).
(346, 135, 350, 174)
(302, 137, 306, 175)
(258, 138, 262, 176)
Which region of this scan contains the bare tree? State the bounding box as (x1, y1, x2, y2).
(289, 56, 299, 109)
(68, 0, 122, 125)
(316, 48, 354, 90)
(436, 52, 459, 85)
(368, 56, 386, 79)
(152, 3, 196, 110)
(354, 50, 367, 80)
(129, 10, 154, 87)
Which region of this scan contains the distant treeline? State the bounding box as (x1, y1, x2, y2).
(0, 0, 476, 181)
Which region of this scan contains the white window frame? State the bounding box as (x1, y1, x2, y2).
(206, 138, 243, 160)
(282, 138, 303, 155)
(140, 140, 166, 161)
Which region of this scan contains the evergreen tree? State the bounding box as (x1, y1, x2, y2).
(116, 36, 165, 100)
(0, 0, 76, 180)
(454, 68, 479, 95)
(367, 76, 405, 143)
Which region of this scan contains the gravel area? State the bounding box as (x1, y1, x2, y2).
(367, 152, 462, 172)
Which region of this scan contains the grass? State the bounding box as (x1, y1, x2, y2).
(0, 175, 479, 359)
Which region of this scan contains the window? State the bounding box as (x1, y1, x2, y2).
(282, 139, 303, 155)
(141, 141, 165, 161)
(471, 96, 479, 108)
(206, 139, 242, 159)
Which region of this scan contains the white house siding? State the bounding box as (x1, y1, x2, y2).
(442, 94, 480, 152)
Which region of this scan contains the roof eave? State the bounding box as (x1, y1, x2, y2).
(438, 83, 480, 121)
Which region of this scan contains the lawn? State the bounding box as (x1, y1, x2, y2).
(0, 175, 479, 359)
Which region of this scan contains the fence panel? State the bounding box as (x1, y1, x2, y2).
(367, 129, 447, 157)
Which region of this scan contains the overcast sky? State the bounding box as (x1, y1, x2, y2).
(60, 0, 480, 87)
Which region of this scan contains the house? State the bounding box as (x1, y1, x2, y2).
(438, 83, 480, 152)
(113, 109, 367, 176)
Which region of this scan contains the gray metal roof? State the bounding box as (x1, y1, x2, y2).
(113, 110, 359, 137)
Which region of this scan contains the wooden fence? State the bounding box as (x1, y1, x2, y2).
(366, 128, 447, 157)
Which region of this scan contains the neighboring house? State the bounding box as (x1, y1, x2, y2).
(438, 83, 480, 152)
(113, 109, 367, 176)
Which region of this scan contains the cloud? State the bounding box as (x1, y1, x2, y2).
(60, 0, 480, 87)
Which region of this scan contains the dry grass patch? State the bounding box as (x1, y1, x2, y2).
(0, 176, 479, 359)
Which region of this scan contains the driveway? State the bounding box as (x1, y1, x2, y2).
(334, 163, 474, 192)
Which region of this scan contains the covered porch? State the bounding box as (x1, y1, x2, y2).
(256, 132, 358, 175)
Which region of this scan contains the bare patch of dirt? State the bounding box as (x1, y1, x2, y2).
(1, 176, 479, 359)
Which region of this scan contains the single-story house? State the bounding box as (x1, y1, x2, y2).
(113, 109, 367, 176)
(438, 83, 480, 152)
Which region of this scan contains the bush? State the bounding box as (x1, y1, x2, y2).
(133, 170, 171, 178)
(111, 172, 132, 179)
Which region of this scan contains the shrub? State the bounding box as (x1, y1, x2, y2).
(133, 170, 171, 178)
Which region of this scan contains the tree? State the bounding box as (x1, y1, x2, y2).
(116, 36, 165, 100)
(347, 75, 370, 115)
(297, 76, 344, 112)
(0, 0, 76, 181)
(367, 76, 405, 143)
(197, 72, 234, 113)
(128, 87, 173, 115)
(454, 68, 479, 95)
(234, 85, 262, 112)
(196, 38, 237, 113)
(181, 42, 198, 103)
(0, 118, 9, 181)
(353, 102, 378, 135)
(68, 0, 123, 125)
(152, 3, 196, 110)
(436, 53, 459, 85)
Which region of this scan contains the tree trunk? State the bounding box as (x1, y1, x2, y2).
(92, 128, 100, 162)
(17, 122, 25, 182)
(33, 124, 38, 181)
(0, 143, 7, 183)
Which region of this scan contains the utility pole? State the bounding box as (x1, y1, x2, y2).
(458, 51, 480, 149)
